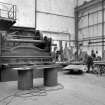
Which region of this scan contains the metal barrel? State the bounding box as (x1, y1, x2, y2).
(18, 69, 33, 90)
(44, 68, 57, 86)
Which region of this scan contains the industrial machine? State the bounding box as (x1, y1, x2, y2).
(0, 30, 52, 69)
(0, 30, 54, 82)
(0, 2, 57, 86)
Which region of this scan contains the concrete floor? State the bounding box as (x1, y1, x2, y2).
(0, 71, 105, 105)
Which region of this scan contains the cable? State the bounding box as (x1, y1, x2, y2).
(5, 96, 15, 105)
(0, 91, 18, 105)
(15, 88, 47, 98)
(15, 83, 64, 97)
(0, 83, 64, 105)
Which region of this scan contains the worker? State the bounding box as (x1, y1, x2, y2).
(63, 43, 71, 62)
(86, 54, 94, 73)
(91, 50, 96, 60)
(74, 50, 78, 61)
(63, 43, 68, 61)
(44, 36, 52, 52)
(96, 51, 101, 61)
(78, 49, 83, 61)
(56, 50, 61, 62)
(83, 52, 88, 64)
(51, 46, 57, 62)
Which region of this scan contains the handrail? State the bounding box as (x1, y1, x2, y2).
(0, 2, 16, 20)
(0, 2, 14, 6)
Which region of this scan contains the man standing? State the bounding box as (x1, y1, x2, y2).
(86, 50, 95, 73)
(91, 50, 96, 60)
(86, 55, 93, 73)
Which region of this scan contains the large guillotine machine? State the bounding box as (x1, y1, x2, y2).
(0, 2, 59, 90)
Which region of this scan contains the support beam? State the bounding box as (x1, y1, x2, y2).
(102, 0, 104, 59)
(79, 22, 104, 31)
(75, 8, 79, 60)
(79, 8, 105, 18)
(35, 0, 37, 31)
(42, 30, 70, 35)
(77, 0, 102, 13)
(37, 10, 74, 19)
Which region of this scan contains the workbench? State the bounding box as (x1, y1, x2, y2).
(69, 61, 84, 65)
(12, 64, 60, 90)
(93, 61, 105, 75)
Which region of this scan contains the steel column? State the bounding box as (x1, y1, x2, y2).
(35, 0, 37, 31)
(75, 8, 79, 60)
(102, 0, 104, 59)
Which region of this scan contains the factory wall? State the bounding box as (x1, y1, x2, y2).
(75, 0, 91, 6)
(37, 0, 74, 33)
(36, 0, 75, 49)
(2, 0, 75, 46)
(78, 0, 105, 56)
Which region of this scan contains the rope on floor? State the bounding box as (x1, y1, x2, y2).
(0, 83, 64, 105)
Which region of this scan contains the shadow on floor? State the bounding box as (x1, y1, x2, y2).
(63, 69, 84, 75)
